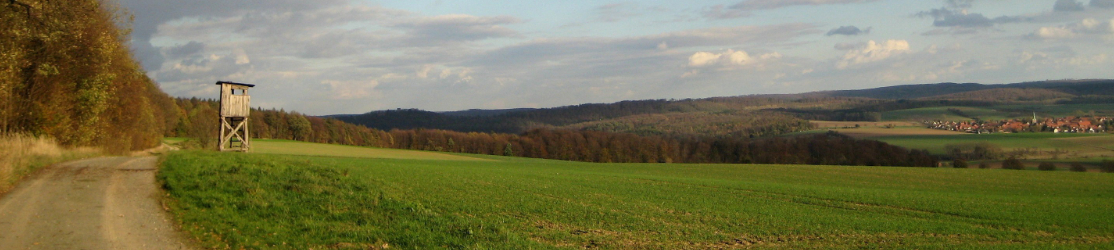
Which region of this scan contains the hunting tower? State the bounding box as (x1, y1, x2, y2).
(216, 81, 255, 151)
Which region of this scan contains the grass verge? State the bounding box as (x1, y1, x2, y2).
(0, 134, 100, 195)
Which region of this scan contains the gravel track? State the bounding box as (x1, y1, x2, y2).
(0, 156, 193, 250)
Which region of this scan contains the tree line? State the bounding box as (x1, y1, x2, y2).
(172, 98, 937, 167)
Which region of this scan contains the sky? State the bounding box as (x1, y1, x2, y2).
(118, 0, 1114, 115)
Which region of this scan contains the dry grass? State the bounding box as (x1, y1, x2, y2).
(0, 134, 100, 194)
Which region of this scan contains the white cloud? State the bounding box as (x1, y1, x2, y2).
(836, 40, 910, 69)
(688, 49, 781, 67)
(417, 64, 435, 79)
(1030, 18, 1114, 39)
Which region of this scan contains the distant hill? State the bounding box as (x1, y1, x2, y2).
(330, 79, 1114, 137)
(818, 79, 1113, 100)
(821, 82, 988, 99)
(439, 108, 536, 117)
(918, 88, 1075, 103)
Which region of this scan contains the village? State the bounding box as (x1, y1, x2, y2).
(924, 115, 1110, 134)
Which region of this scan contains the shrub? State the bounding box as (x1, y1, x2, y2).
(1070, 162, 1087, 172)
(1001, 157, 1024, 170)
(978, 162, 990, 169)
(953, 159, 968, 168)
(1102, 160, 1114, 173)
(1037, 162, 1056, 171)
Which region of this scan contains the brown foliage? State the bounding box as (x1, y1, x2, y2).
(1, 0, 172, 153)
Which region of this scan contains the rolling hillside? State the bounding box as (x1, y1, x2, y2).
(330, 79, 1113, 138)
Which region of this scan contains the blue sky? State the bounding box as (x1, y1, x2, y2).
(119, 0, 1114, 115)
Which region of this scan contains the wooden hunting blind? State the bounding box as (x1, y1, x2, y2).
(216, 81, 254, 151)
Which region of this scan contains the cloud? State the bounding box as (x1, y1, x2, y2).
(322, 79, 380, 100)
(701, 5, 751, 19)
(1016, 50, 1107, 68)
(393, 14, 521, 46)
(915, 2, 1026, 35)
(945, 0, 974, 9)
(730, 0, 880, 11)
(596, 3, 640, 22)
(836, 40, 910, 69)
(118, 0, 351, 70)
(703, 0, 879, 19)
(688, 49, 781, 67)
(826, 26, 871, 36)
(164, 41, 205, 58)
(1029, 18, 1114, 39)
(470, 23, 818, 69)
(1054, 0, 1086, 11)
(1094, 0, 1114, 8)
(918, 8, 1001, 27)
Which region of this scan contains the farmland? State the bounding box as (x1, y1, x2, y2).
(880, 104, 1114, 122)
(160, 140, 1114, 249)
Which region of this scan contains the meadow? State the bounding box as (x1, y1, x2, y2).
(873, 132, 1114, 160)
(159, 140, 1114, 249)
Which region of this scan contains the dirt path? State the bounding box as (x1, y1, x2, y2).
(0, 156, 193, 250)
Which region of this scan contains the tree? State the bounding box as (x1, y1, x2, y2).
(1102, 160, 1114, 173)
(1037, 162, 1056, 171)
(1001, 157, 1024, 170)
(953, 159, 968, 168)
(503, 142, 514, 156)
(1070, 162, 1087, 172)
(288, 113, 313, 141)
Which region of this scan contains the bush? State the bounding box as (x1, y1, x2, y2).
(1070, 162, 1087, 172)
(953, 159, 968, 168)
(1001, 157, 1024, 170)
(1102, 160, 1114, 173)
(978, 162, 990, 169)
(944, 142, 1003, 161)
(1037, 162, 1056, 171)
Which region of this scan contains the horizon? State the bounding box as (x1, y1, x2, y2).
(121, 0, 1114, 116)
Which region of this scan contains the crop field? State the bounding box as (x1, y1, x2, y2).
(159, 140, 1114, 249)
(250, 139, 488, 161)
(874, 132, 1114, 159)
(819, 127, 966, 138)
(808, 121, 920, 129)
(881, 106, 1014, 122)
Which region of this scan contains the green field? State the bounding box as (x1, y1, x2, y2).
(159, 140, 1114, 249)
(874, 132, 1114, 160)
(251, 139, 489, 161)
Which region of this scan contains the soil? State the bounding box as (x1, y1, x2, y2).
(0, 156, 194, 250)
